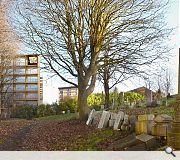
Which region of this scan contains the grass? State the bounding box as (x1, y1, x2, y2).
(150, 106, 174, 117)
(67, 129, 124, 151)
(35, 113, 78, 121)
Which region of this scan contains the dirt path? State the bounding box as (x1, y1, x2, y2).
(0, 122, 37, 151)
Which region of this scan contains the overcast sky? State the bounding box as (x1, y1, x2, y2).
(42, 0, 179, 104)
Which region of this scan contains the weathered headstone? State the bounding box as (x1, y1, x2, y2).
(152, 123, 172, 137)
(109, 113, 118, 127)
(119, 92, 124, 107)
(152, 114, 173, 137)
(112, 87, 118, 110)
(101, 105, 104, 110)
(113, 111, 124, 130)
(138, 114, 154, 121)
(110, 112, 118, 120)
(86, 109, 96, 125)
(136, 134, 154, 143)
(98, 111, 111, 129)
(121, 114, 130, 131)
(136, 114, 155, 135)
(67, 110, 70, 114)
(154, 114, 173, 123)
(129, 115, 137, 132)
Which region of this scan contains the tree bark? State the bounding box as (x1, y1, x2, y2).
(78, 87, 90, 121)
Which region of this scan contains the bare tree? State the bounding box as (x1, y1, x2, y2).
(12, 0, 172, 120)
(0, 1, 18, 117)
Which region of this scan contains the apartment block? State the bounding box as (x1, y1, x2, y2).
(1, 54, 43, 113)
(58, 86, 78, 102)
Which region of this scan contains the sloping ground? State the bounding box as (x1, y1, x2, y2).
(0, 119, 34, 146)
(0, 117, 129, 151)
(12, 120, 129, 151)
(0, 112, 168, 151)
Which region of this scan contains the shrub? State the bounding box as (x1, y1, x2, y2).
(11, 105, 36, 120)
(52, 102, 62, 115)
(59, 98, 78, 113)
(37, 104, 55, 117)
(89, 104, 101, 111)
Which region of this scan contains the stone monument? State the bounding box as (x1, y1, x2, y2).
(167, 48, 180, 149)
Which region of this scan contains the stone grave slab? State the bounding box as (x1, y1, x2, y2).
(129, 115, 137, 132)
(101, 105, 104, 110)
(113, 111, 124, 130)
(152, 123, 172, 137)
(109, 119, 115, 127)
(110, 112, 118, 120)
(138, 114, 154, 121)
(86, 109, 96, 125)
(154, 114, 173, 123)
(135, 121, 148, 134)
(98, 111, 111, 129)
(136, 134, 154, 142)
(121, 115, 129, 131)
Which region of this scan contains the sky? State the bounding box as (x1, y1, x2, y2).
(42, 0, 179, 104)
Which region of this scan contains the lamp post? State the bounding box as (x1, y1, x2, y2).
(167, 48, 180, 149)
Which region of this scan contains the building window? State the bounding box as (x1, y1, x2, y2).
(27, 68, 38, 74)
(4, 69, 13, 75)
(16, 58, 26, 66)
(16, 69, 25, 74)
(26, 93, 38, 99)
(15, 93, 25, 99)
(26, 85, 38, 91)
(3, 85, 13, 91)
(16, 77, 25, 83)
(28, 56, 38, 65)
(26, 101, 38, 106)
(27, 76, 38, 83)
(16, 85, 25, 91)
(3, 76, 13, 83)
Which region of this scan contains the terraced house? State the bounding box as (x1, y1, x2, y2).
(0, 54, 43, 117)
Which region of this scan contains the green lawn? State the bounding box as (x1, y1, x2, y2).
(35, 113, 78, 121)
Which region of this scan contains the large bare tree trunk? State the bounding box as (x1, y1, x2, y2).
(78, 88, 89, 120)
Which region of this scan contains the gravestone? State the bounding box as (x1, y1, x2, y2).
(98, 111, 111, 129)
(112, 87, 118, 110)
(136, 114, 155, 135)
(136, 134, 154, 143)
(152, 123, 172, 137)
(110, 112, 118, 120)
(138, 114, 154, 121)
(152, 114, 173, 137)
(109, 113, 118, 127)
(101, 105, 104, 110)
(86, 109, 96, 125)
(113, 111, 124, 130)
(129, 115, 137, 132)
(154, 114, 173, 123)
(121, 114, 130, 131)
(67, 110, 70, 114)
(119, 92, 124, 107)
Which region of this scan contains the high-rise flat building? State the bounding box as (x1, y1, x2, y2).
(58, 86, 78, 102)
(1, 54, 43, 114)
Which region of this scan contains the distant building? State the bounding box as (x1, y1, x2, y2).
(58, 86, 78, 102)
(129, 86, 156, 104)
(1, 54, 43, 116)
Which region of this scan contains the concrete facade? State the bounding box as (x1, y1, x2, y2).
(58, 86, 78, 102)
(0, 54, 43, 114)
